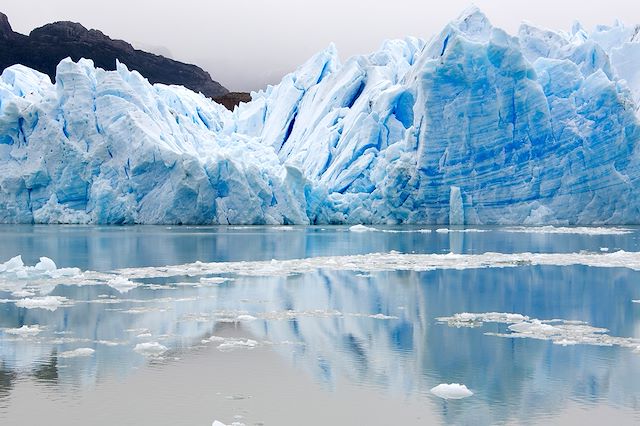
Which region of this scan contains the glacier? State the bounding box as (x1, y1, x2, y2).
(2, 7, 640, 225)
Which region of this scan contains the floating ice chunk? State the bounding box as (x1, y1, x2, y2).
(217, 338, 258, 352)
(437, 312, 529, 328)
(633, 300, 639, 304)
(58, 348, 95, 358)
(600, 248, 610, 252)
(430, 383, 474, 400)
(271, 226, 300, 231)
(202, 335, 226, 344)
(435, 228, 487, 234)
(349, 224, 376, 232)
(503, 227, 632, 235)
(508, 320, 559, 336)
(236, 314, 257, 322)
(200, 277, 230, 284)
(4, 325, 42, 336)
(11, 289, 35, 298)
(1, 256, 24, 272)
(440, 312, 640, 352)
(554, 339, 579, 346)
(134, 342, 168, 356)
(368, 313, 399, 320)
(34, 257, 57, 272)
(107, 276, 139, 293)
(15, 296, 69, 311)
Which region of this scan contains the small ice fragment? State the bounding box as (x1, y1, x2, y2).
(508, 320, 558, 335)
(11, 289, 35, 298)
(553, 339, 578, 346)
(4, 325, 42, 336)
(58, 348, 95, 358)
(633, 300, 639, 304)
(107, 276, 139, 293)
(134, 342, 168, 356)
(15, 296, 68, 311)
(217, 339, 258, 351)
(35, 257, 57, 272)
(430, 383, 474, 400)
(236, 314, 257, 322)
(200, 277, 229, 284)
(369, 313, 399, 320)
(600, 247, 610, 252)
(212, 422, 226, 426)
(349, 224, 375, 232)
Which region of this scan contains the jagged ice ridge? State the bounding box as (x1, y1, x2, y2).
(2, 8, 640, 224)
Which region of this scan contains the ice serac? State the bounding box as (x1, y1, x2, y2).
(1, 7, 640, 225)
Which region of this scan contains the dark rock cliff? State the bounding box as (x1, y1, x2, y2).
(0, 12, 229, 98)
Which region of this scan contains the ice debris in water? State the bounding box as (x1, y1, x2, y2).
(349, 225, 376, 232)
(106, 276, 139, 293)
(3, 325, 43, 336)
(633, 300, 639, 304)
(134, 342, 168, 356)
(216, 338, 259, 352)
(212, 421, 246, 426)
(437, 312, 640, 351)
(58, 348, 95, 358)
(430, 383, 474, 400)
(503, 227, 633, 235)
(437, 312, 529, 327)
(15, 296, 69, 311)
(7, 250, 640, 296)
(3, 9, 640, 225)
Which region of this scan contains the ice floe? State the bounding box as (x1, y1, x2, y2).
(5, 250, 640, 299)
(503, 226, 633, 235)
(435, 228, 488, 234)
(106, 277, 139, 293)
(3, 325, 43, 336)
(58, 348, 95, 358)
(134, 342, 168, 356)
(14, 296, 70, 311)
(430, 383, 474, 400)
(349, 224, 376, 232)
(437, 313, 640, 351)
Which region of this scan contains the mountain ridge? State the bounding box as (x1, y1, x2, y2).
(0, 12, 229, 99)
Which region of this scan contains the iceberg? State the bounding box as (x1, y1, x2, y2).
(2, 7, 640, 225)
(430, 383, 474, 400)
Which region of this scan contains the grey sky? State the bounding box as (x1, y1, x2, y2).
(3, 1, 640, 91)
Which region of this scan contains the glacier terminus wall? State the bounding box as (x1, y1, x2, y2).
(1, 8, 640, 225)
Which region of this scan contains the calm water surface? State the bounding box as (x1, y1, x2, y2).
(0, 225, 639, 425)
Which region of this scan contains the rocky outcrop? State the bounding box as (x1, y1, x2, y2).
(0, 12, 228, 98)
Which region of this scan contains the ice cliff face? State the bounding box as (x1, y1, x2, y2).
(2, 8, 640, 225)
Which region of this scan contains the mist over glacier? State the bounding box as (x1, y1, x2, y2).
(2, 7, 640, 225)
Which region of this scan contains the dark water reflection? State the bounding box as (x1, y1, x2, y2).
(0, 225, 638, 425)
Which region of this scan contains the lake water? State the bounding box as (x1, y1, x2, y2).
(0, 225, 639, 425)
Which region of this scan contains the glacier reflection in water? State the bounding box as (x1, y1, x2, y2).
(0, 225, 639, 425)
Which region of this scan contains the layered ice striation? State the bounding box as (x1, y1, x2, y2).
(2, 7, 640, 224)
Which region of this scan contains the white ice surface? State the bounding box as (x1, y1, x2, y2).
(437, 312, 640, 351)
(58, 348, 95, 358)
(430, 383, 474, 400)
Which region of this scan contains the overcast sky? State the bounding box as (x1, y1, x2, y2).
(3, 1, 640, 91)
